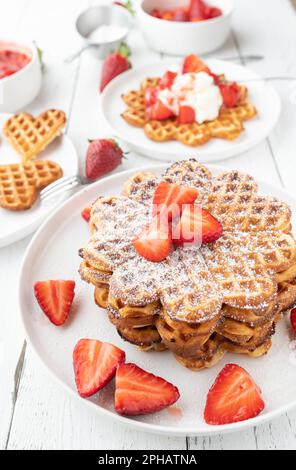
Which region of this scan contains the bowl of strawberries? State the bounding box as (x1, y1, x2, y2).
(136, 0, 233, 55)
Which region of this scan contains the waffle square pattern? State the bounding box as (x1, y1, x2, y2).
(79, 160, 296, 370)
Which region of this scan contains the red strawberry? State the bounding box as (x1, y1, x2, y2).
(147, 100, 174, 120)
(291, 308, 296, 334)
(162, 11, 174, 21)
(73, 339, 125, 398)
(34, 280, 75, 326)
(173, 7, 190, 22)
(219, 82, 242, 108)
(145, 86, 158, 107)
(100, 43, 131, 92)
(153, 182, 198, 221)
(207, 6, 222, 18)
(179, 105, 195, 124)
(115, 363, 180, 415)
(85, 139, 123, 181)
(150, 8, 162, 18)
(172, 205, 223, 245)
(204, 364, 265, 425)
(189, 0, 207, 21)
(81, 207, 91, 222)
(132, 216, 172, 262)
(159, 70, 177, 89)
(182, 54, 211, 74)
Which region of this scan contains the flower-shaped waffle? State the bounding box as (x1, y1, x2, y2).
(79, 160, 296, 370)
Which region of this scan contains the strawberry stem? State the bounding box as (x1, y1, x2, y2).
(117, 42, 131, 58)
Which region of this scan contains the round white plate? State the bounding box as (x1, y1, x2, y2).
(0, 113, 78, 247)
(19, 164, 296, 436)
(101, 59, 281, 163)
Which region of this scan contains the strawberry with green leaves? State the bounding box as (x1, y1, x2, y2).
(100, 43, 131, 92)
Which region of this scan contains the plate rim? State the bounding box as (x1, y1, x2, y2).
(0, 112, 79, 247)
(18, 163, 296, 436)
(101, 58, 281, 163)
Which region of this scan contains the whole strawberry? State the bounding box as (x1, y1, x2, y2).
(85, 139, 124, 181)
(100, 43, 131, 92)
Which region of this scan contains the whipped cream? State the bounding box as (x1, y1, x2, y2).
(158, 71, 223, 124)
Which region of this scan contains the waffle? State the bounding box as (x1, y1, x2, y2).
(79, 159, 296, 370)
(121, 78, 257, 147)
(0, 160, 62, 211)
(3, 109, 67, 162)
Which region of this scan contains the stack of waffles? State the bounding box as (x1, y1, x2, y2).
(121, 78, 257, 146)
(79, 160, 296, 370)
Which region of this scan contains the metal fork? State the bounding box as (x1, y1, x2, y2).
(40, 174, 89, 201)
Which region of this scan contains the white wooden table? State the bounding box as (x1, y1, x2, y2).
(1, 0, 296, 450)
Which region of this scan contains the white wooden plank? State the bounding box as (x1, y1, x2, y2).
(1, 0, 91, 450)
(7, 349, 186, 450)
(0, 0, 34, 450)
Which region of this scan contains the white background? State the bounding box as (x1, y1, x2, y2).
(1, 0, 296, 450)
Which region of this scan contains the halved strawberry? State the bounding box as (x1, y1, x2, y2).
(204, 363, 265, 425)
(34, 280, 75, 326)
(152, 182, 198, 221)
(219, 82, 242, 108)
(147, 99, 174, 120)
(115, 363, 180, 415)
(173, 7, 190, 21)
(291, 308, 296, 334)
(207, 6, 222, 18)
(132, 216, 172, 263)
(159, 70, 177, 89)
(73, 339, 125, 398)
(179, 105, 195, 124)
(172, 205, 223, 245)
(145, 87, 158, 107)
(189, 0, 207, 21)
(81, 207, 91, 222)
(182, 54, 211, 74)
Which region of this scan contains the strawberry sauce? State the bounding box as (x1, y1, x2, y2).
(0, 49, 31, 79)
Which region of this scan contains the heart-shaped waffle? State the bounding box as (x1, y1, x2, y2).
(121, 78, 257, 147)
(79, 159, 296, 370)
(0, 160, 62, 211)
(3, 109, 66, 162)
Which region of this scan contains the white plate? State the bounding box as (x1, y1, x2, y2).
(101, 59, 281, 163)
(19, 164, 296, 436)
(0, 113, 78, 247)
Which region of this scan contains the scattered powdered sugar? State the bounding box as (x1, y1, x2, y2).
(81, 159, 295, 322)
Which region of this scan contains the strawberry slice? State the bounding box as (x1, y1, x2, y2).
(173, 7, 190, 22)
(81, 207, 91, 222)
(219, 82, 242, 108)
(182, 54, 211, 74)
(132, 216, 172, 263)
(207, 6, 222, 18)
(291, 308, 296, 334)
(73, 339, 125, 398)
(34, 280, 75, 326)
(159, 70, 177, 89)
(189, 0, 207, 21)
(145, 87, 158, 107)
(115, 363, 180, 415)
(204, 364, 265, 425)
(172, 205, 223, 245)
(147, 99, 174, 120)
(152, 182, 198, 221)
(179, 105, 195, 124)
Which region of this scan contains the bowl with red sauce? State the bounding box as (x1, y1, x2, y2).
(0, 40, 42, 113)
(136, 0, 233, 56)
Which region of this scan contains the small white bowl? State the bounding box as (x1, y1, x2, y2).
(136, 0, 234, 56)
(0, 40, 42, 113)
